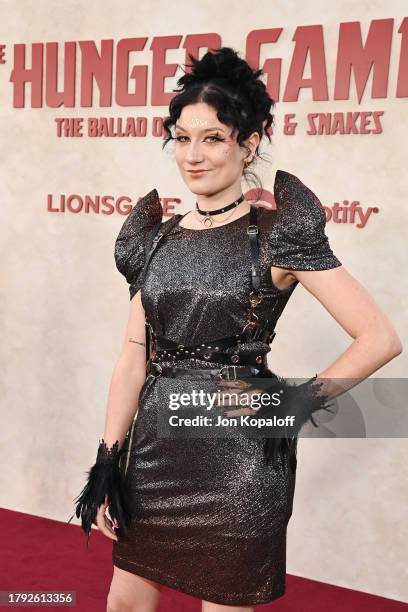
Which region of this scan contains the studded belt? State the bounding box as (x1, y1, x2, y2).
(150, 331, 271, 368)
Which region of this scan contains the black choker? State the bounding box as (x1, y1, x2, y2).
(195, 194, 245, 228)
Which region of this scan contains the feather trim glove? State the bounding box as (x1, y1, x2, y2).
(224, 373, 335, 469)
(67, 439, 132, 547)
(261, 374, 334, 468)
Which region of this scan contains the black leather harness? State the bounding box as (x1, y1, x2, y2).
(140, 206, 277, 379)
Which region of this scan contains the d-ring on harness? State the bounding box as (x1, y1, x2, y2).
(140, 205, 276, 381)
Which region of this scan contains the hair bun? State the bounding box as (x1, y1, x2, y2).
(178, 47, 259, 90)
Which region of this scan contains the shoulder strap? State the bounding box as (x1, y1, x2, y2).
(247, 206, 261, 291)
(142, 214, 184, 357)
(140, 213, 183, 284)
(245, 207, 277, 343)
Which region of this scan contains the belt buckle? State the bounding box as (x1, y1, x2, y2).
(148, 360, 162, 376)
(216, 365, 238, 380)
(155, 362, 163, 374)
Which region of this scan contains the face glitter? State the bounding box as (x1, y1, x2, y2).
(185, 118, 212, 128)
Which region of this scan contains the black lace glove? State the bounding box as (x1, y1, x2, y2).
(222, 373, 335, 469)
(259, 373, 334, 467)
(67, 439, 132, 547)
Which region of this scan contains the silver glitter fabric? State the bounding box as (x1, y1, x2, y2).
(111, 169, 342, 605)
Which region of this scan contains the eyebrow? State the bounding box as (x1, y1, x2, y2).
(174, 124, 224, 133)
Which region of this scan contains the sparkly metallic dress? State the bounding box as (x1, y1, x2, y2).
(111, 169, 342, 606)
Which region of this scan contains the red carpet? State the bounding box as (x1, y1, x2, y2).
(1, 508, 406, 611)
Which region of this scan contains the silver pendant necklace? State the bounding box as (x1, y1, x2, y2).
(195, 194, 245, 228)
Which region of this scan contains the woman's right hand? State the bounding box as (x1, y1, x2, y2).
(94, 495, 119, 541)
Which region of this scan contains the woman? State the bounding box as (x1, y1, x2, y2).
(70, 48, 402, 611)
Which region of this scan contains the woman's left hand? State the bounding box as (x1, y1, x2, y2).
(214, 378, 263, 416)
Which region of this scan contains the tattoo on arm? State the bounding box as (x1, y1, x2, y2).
(129, 338, 146, 347)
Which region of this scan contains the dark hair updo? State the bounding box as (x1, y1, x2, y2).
(162, 46, 275, 199)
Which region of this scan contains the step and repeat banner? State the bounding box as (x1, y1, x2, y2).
(0, 0, 407, 604)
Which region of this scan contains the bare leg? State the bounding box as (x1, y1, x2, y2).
(201, 601, 254, 612)
(107, 566, 163, 612)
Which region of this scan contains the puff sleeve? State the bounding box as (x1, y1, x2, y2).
(114, 188, 163, 300)
(269, 169, 342, 271)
